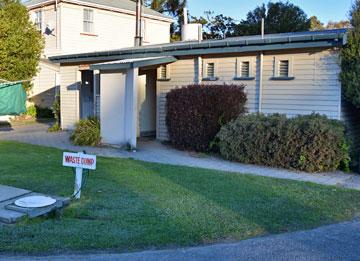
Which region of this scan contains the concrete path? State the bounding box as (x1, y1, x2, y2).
(1, 122, 360, 190)
(2, 219, 360, 261)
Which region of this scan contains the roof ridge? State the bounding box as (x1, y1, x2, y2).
(23, 0, 172, 21)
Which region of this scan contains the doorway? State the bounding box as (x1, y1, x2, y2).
(138, 69, 157, 138)
(80, 70, 94, 119)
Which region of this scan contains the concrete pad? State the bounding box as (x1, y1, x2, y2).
(0, 185, 31, 203)
(0, 185, 70, 224)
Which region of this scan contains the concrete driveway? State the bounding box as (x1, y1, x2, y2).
(2, 219, 360, 261)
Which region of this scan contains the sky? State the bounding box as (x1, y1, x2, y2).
(187, 0, 354, 24)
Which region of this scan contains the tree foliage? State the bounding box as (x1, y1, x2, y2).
(144, 0, 187, 40)
(340, 0, 360, 108)
(0, 0, 44, 90)
(235, 2, 310, 36)
(191, 11, 236, 39)
(310, 16, 324, 31)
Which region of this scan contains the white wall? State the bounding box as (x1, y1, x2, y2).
(156, 48, 342, 140)
(100, 72, 127, 145)
(60, 65, 80, 129)
(60, 3, 170, 55)
(29, 2, 170, 109)
(29, 5, 60, 56)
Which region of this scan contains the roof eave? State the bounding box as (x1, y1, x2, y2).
(50, 39, 344, 64)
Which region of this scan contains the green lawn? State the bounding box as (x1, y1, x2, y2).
(1, 140, 360, 254)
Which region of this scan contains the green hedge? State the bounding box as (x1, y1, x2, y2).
(216, 114, 350, 173)
(166, 84, 247, 152)
(70, 117, 100, 146)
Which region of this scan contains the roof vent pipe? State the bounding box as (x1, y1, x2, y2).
(134, 0, 143, 47)
(183, 7, 188, 25)
(261, 18, 265, 39)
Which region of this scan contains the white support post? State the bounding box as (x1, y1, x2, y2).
(258, 52, 264, 113)
(74, 167, 83, 199)
(125, 68, 139, 149)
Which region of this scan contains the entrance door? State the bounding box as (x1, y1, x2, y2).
(80, 70, 94, 119)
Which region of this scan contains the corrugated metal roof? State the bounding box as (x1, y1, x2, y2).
(50, 28, 348, 64)
(23, 0, 171, 20)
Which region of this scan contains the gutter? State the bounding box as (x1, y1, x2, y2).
(50, 39, 344, 64)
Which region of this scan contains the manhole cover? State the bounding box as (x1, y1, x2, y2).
(14, 196, 56, 208)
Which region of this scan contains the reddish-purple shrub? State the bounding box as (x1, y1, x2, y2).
(166, 84, 247, 151)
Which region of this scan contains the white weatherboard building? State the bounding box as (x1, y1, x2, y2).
(24, 0, 172, 108)
(49, 29, 360, 149)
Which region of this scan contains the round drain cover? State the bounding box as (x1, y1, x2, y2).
(14, 196, 56, 208)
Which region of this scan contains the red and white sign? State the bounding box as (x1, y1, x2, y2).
(63, 152, 97, 170)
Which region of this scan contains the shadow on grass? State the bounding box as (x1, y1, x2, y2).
(1, 144, 360, 254)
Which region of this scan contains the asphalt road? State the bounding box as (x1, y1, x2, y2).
(2, 219, 360, 261)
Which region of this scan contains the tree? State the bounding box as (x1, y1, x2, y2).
(235, 2, 310, 36)
(310, 16, 324, 31)
(191, 11, 236, 40)
(340, 0, 360, 107)
(0, 0, 43, 91)
(145, 0, 187, 40)
(326, 20, 351, 29)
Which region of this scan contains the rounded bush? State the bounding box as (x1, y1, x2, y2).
(166, 84, 247, 152)
(216, 113, 350, 173)
(70, 117, 101, 146)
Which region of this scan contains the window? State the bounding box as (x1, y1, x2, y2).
(159, 65, 167, 79)
(279, 60, 289, 77)
(241, 61, 250, 78)
(206, 63, 215, 78)
(158, 65, 170, 80)
(83, 9, 94, 33)
(34, 11, 42, 31)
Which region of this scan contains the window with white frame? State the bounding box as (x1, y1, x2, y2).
(241, 61, 250, 78)
(34, 11, 42, 31)
(206, 63, 215, 78)
(279, 60, 289, 77)
(158, 65, 170, 80)
(159, 65, 167, 79)
(83, 9, 94, 33)
(273, 57, 294, 80)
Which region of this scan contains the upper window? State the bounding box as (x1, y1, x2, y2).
(241, 61, 250, 78)
(83, 9, 94, 33)
(34, 11, 42, 31)
(279, 60, 289, 77)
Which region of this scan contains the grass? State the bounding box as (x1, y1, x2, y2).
(1, 140, 360, 254)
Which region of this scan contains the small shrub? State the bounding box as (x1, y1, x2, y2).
(166, 84, 247, 152)
(216, 113, 350, 173)
(25, 105, 37, 118)
(48, 122, 61, 132)
(70, 117, 101, 146)
(51, 94, 60, 124)
(24, 105, 53, 119)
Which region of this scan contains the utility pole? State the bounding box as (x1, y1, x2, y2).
(134, 0, 143, 47)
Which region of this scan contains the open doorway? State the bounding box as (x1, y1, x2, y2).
(138, 69, 157, 138)
(80, 70, 94, 119)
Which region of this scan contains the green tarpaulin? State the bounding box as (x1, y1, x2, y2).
(0, 82, 26, 116)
